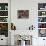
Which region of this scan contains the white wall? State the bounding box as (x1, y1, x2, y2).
(11, 0, 46, 30)
(11, 0, 38, 30)
(11, 0, 46, 46)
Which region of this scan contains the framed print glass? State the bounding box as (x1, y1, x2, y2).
(17, 10, 29, 19)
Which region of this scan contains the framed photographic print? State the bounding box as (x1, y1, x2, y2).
(17, 10, 29, 19)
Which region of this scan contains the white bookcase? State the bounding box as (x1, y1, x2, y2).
(0, 0, 11, 45)
(38, 3, 46, 37)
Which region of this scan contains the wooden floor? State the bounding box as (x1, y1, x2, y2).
(0, 45, 8, 46)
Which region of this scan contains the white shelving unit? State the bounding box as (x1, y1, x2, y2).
(38, 3, 46, 37)
(0, 1, 9, 45)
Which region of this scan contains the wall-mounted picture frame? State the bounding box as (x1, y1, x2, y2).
(17, 10, 29, 19)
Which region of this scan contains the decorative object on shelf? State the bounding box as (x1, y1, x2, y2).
(38, 17, 46, 22)
(0, 23, 8, 37)
(38, 11, 46, 16)
(39, 29, 46, 37)
(0, 11, 8, 16)
(0, 3, 8, 10)
(42, 12, 45, 15)
(11, 23, 16, 30)
(38, 23, 46, 28)
(42, 11, 46, 16)
(45, 6, 46, 9)
(17, 10, 29, 19)
(29, 25, 35, 30)
(0, 6, 1, 10)
(38, 17, 43, 22)
(0, 17, 8, 22)
(43, 39, 45, 40)
(5, 6, 8, 10)
(0, 23, 8, 30)
(38, 3, 46, 10)
(40, 8, 44, 10)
